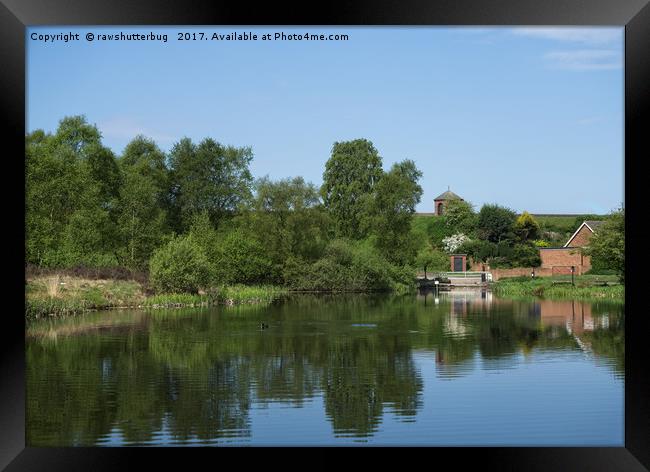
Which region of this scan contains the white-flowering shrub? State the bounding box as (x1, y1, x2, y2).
(442, 233, 470, 253)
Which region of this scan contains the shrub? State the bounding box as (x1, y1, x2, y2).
(285, 239, 414, 292)
(416, 246, 449, 275)
(511, 243, 541, 267)
(300, 256, 354, 291)
(514, 211, 541, 241)
(349, 242, 406, 291)
(458, 239, 497, 262)
(211, 228, 274, 284)
(149, 235, 212, 294)
(583, 209, 624, 282)
(487, 256, 510, 268)
(442, 233, 470, 253)
(496, 241, 514, 260)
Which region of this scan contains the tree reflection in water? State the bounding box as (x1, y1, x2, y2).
(26, 292, 624, 445)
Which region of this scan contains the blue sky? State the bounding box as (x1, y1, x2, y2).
(26, 26, 624, 214)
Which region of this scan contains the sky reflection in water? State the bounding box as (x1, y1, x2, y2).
(26, 290, 624, 446)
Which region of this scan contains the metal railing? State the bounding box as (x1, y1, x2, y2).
(428, 271, 490, 279)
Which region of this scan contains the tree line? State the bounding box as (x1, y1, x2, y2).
(27, 115, 624, 292)
(26, 116, 424, 293)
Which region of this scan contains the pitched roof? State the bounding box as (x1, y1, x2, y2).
(564, 220, 605, 247)
(434, 190, 463, 201)
(584, 220, 605, 231)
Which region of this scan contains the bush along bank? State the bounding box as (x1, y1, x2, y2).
(140, 286, 289, 308)
(491, 275, 624, 302)
(281, 239, 416, 294)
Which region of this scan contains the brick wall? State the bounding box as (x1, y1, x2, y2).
(539, 248, 591, 274)
(464, 247, 591, 281)
(488, 267, 554, 281)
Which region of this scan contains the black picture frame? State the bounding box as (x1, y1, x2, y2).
(2, 0, 648, 469)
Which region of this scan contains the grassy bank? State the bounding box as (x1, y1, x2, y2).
(25, 275, 287, 320)
(492, 275, 624, 302)
(26, 276, 146, 319)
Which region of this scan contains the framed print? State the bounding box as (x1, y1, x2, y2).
(2, 0, 648, 469)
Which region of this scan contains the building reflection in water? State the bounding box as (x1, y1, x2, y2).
(420, 288, 618, 373)
(421, 288, 610, 333)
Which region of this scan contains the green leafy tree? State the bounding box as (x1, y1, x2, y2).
(119, 135, 170, 196)
(58, 201, 119, 267)
(169, 137, 253, 231)
(583, 208, 624, 282)
(444, 199, 477, 235)
(85, 143, 122, 207)
(60, 132, 121, 265)
(369, 160, 423, 265)
(416, 246, 449, 279)
(26, 116, 121, 267)
(51, 115, 102, 153)
(238, 176, 331, 282)
(185, 211, 220, 261)
(116, 136, 171, 268)
(26, 133, 83, 265)
(321, 139, 383, 239)
(477, 204, 517, 243)
(514, 211, 541, 241)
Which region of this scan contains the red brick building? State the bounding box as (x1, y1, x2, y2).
(538, 220, 604, 274)
(463, 219, 605, 278)
(434, 188, 463, 216)
(449, 254, 467, 272)
(564, 221, 604, 248)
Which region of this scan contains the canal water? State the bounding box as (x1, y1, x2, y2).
(26, 291, 624, 446)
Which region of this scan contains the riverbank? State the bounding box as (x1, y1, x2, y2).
(491, 275, 624, 302)
(25, 275, 287, 320)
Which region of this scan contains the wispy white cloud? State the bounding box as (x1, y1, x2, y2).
(543, 50, 622, 70)
(510, 27, 622, 45)
(98, 117, 176, 145)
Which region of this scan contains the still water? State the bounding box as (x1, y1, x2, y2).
(26, 290, 624, 446)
